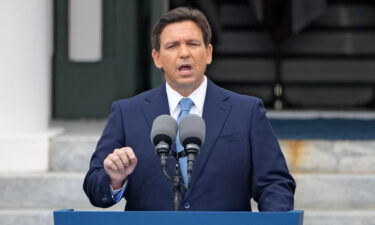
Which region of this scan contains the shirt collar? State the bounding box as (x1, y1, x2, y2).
(166, 76, 207, 115)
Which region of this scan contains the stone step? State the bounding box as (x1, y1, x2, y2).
(303, 210, 375, 225)
(280, 140, 375, 174)
(0, 172, 124, 209)
(1, 172, 374, 210)
(1, 209, 374, 225)
(0, 206, 127, 225)
(50, 129, 375, 174)
(50, 120, 105, 172)
(304, 210, 375, 225)
(294, 174, 375, 210)
(50, 135, 98, 172)
(0, 209, 52, 225)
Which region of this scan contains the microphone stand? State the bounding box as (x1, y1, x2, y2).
(159, 153, 184, 211)
(173, 163, 181, 211)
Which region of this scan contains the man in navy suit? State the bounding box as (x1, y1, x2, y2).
(83, 7, 295, 211)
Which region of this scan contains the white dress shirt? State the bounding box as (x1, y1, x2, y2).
(166, 75, 207, 119)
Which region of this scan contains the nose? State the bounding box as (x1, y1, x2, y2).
(178, 44, 190, 59)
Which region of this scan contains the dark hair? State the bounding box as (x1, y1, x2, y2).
(151, 7, 212, 51)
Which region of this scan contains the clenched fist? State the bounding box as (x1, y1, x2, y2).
(103, 147, 137, 189)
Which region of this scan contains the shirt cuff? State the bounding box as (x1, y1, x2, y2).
(110, 180, 128, 203)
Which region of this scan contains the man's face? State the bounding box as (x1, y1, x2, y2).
(152, 20, 213, 96)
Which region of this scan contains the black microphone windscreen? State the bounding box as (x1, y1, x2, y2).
(179, 114, 205, 146)
(150, 115, 178, 146)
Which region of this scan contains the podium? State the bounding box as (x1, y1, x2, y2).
(54, 209, 304, 225)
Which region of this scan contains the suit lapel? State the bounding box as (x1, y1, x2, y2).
(185, 80, 231, 197)
(141, 83, 170, 128)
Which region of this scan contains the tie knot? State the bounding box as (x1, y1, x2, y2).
(179, 98, 194, 112)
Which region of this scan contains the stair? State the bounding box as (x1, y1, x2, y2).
(0, 121, 123, 225)
(207, 0, 375, 109)
(1, 118, 375, 225)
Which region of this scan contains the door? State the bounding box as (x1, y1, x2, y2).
(54, 0, 144, 118)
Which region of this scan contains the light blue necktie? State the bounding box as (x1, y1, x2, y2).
(176, 97, 194, 187)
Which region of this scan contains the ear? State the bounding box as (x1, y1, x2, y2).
(151, 49, 163, 69)
(205, 44, 213, 65)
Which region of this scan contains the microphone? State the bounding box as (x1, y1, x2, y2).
(179, 114, 205, 183)
(150, 115, 178, 167)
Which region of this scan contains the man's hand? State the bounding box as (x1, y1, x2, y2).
(103, 147, 137, 189)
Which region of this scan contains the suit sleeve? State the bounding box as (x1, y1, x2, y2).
(250, 99, 296, 211)
(83, 101, 126, 208)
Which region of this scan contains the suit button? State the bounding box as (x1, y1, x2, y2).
(184, 202, 190, 209)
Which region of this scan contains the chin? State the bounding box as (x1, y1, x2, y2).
(179, 77, 198, 85)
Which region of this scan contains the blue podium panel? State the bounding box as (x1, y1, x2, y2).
(54, 210, 304, 225)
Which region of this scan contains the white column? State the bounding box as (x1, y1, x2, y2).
(0, 0, 60, 172)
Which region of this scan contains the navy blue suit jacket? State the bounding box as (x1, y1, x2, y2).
(83, 80, 295, 211)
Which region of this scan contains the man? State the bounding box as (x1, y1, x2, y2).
(83, 7, 295, 211)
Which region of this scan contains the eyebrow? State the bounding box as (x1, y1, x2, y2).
(163, 39, 202, 47)
(187, 39, 201, 44)
(163, 41, 179, 47)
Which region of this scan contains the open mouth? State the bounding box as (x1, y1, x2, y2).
(178, 64, 192, 72)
